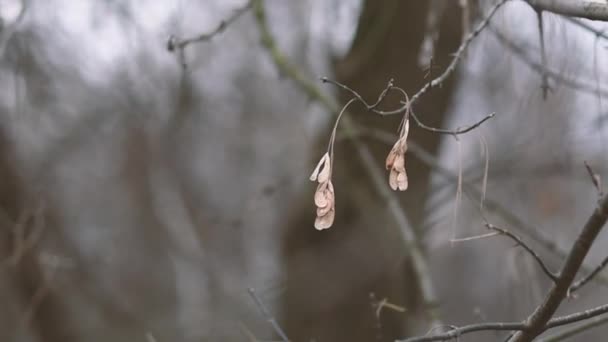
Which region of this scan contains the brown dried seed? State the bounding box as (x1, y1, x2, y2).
(310, 153, 331, 183)
(315, 207, 335, 230)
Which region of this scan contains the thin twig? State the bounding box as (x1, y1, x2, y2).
(584, 161, 603, 198)
(369, 293, 384, 342)
(538, 312, 608, 342)
(525, 0, 608, 21)
(508, 195, 608, 342)
(408, 0, 510, 105)
(167, 1, 252, 67)
(408, 110, 495, 135)
(563, 16, 608, 41)
(489, 25, 608, 97)
(145, 332, 158, 342)
(545, 303, 608, 329)
(247, 287, 289, 342)
(536, 9, 551, 99)
(423, 57, 440, 81)
(322, 77, 496, 135)
(401, 322, 523, 342)
(451, 136, 463, 240)
(479, 132, 490, 210)
(320, 77, 395, 112)
(238, 322, 261, 342)
(399, 303, 608, 342)
(485, 223, 558, 282)
(450, 231, 501, 243)
(569, 254, 608, 294)
(590, 25, 607, 158)
(460, 0, 471, 44)
(168, 1, 252, 50)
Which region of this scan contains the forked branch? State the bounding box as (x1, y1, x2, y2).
(508, 193, 608, 342)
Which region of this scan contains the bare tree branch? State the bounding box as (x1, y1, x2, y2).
(569, 254, 608, 294)
(538, 312, 608, 342)
(527, 0, 608, 21)
(399, 303, 608, 342)
(168, 0, 251, 50)
(408, 0, 510, 106)
(485, 223, 558, 282)
(563, 16, 608, 40)
(584, 161, 603, 198)
(508, 194, 608, 342)
(321, 77, 496, 135)
(248, 287, 289, 342)
(489, 25, 608, 97)
(401, 322, 522, 342)
(536, 9, 551, 98)
(378, 0, 511, 116)
(545, 303, 608, 328)
(167, 0, 252, 67)
(407, 110, 495, 135)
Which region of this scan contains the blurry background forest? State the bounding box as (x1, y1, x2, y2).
(1, 0, 608, 341)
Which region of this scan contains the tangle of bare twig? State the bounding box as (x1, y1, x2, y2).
(167, 0, 253, 67)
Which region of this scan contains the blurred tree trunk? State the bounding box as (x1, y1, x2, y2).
(0, 128, 65, 342)
(283, 1, 463, 340)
